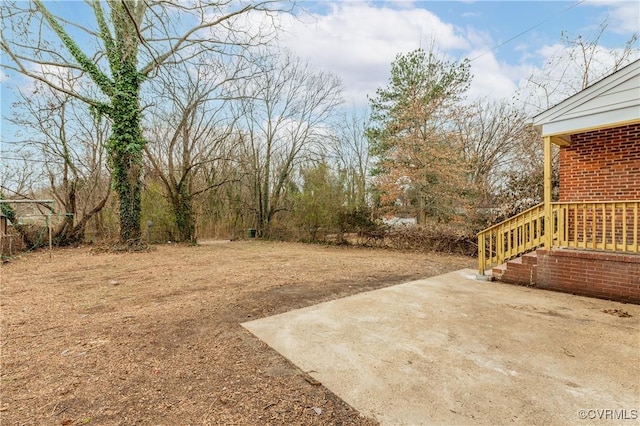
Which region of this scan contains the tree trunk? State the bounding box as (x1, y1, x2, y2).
(172, 189, 196, 245)
(108, 65, 144, 244)
(55, 191, 110, 246)
(110, 145, 143, 243)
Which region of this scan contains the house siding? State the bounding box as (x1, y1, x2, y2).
(532, 60, 640, 136)
(559, 123, 640, 202)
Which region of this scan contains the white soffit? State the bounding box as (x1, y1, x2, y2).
(533, 60, 640, 137)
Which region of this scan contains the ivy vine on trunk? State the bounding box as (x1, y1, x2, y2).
(108, 61, 145, 243)
(2, 0, 281, 246)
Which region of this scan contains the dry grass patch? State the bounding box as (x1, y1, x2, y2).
(1, 240, 474, 425)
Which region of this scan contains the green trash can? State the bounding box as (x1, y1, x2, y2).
(247, 228, 257, 239)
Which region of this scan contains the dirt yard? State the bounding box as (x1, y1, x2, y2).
(0, 240, 474, 425)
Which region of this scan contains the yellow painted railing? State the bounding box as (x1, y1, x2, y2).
(478, 200, 640, 275)
(477, 203, 545, 274)
(552, 201, 639, 253)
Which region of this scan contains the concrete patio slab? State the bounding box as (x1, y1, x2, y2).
(242, 269, 640, 425)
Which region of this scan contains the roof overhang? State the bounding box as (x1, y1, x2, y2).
(532, 59, 640, 145)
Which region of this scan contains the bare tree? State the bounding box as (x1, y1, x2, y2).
(1, 0, 289, 245)
(0, 155, 42, 248)
(492, 124, 559, 222)
(0, 155, 37, 200)
(519, 19, 639, 112)
(143, 59, 243, 244)
(455, 100, 531, 198)
(232, 51, 343, 236)
(329, 109, 371, 208)
(8, 77, 111, 245)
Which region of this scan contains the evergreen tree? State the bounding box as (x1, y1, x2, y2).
(367, 48, 471, 222)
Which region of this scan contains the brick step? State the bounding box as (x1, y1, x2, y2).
(521, 251, 538, 265)
(495, 251, 539, 286)
(491, 264, 506, 278)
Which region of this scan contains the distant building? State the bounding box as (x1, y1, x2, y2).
(382, 216, 417, 227)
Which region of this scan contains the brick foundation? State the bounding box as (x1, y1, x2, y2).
(535, 249, 640, 304)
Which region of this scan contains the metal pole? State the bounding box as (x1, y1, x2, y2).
(48, 214, 52, 257)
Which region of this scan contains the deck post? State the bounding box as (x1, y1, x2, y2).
(543, 136, 553, 249)
(478, 232, 485, 275)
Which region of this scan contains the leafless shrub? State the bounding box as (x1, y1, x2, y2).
(355, 223, 474, 255)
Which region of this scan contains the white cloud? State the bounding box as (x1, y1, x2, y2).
(464, 27, 493, 51)
(462, 11, 482, 18)
(466, 52, 519, 101)
(275, 3, 552, 107)
(20, 63, 81, 95)
(608, 2, 640, 33)
(278, 3, 469, 106)
(275, 1, 638, 112)
(584, 0, 640, 34)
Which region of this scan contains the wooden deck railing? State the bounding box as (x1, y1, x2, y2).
(478, 200, 640, 275)
(477, 203, 545, 275)
(552, 201, 639, 253)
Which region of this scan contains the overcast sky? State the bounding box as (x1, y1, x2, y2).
(276, 0, 640, 108)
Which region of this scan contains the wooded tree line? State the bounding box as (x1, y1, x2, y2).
(1, 2, 637, 248)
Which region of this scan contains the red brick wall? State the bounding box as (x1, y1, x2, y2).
(535, 249, 640, 304)
(560, 123, 640, 202)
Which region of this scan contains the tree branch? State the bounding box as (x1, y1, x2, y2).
(33, 0, 115, 97)
(140, 3, 254, 76)
(0, 43, 108, 110)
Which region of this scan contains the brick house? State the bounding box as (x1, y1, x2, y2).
(478, 59, 640, 304)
